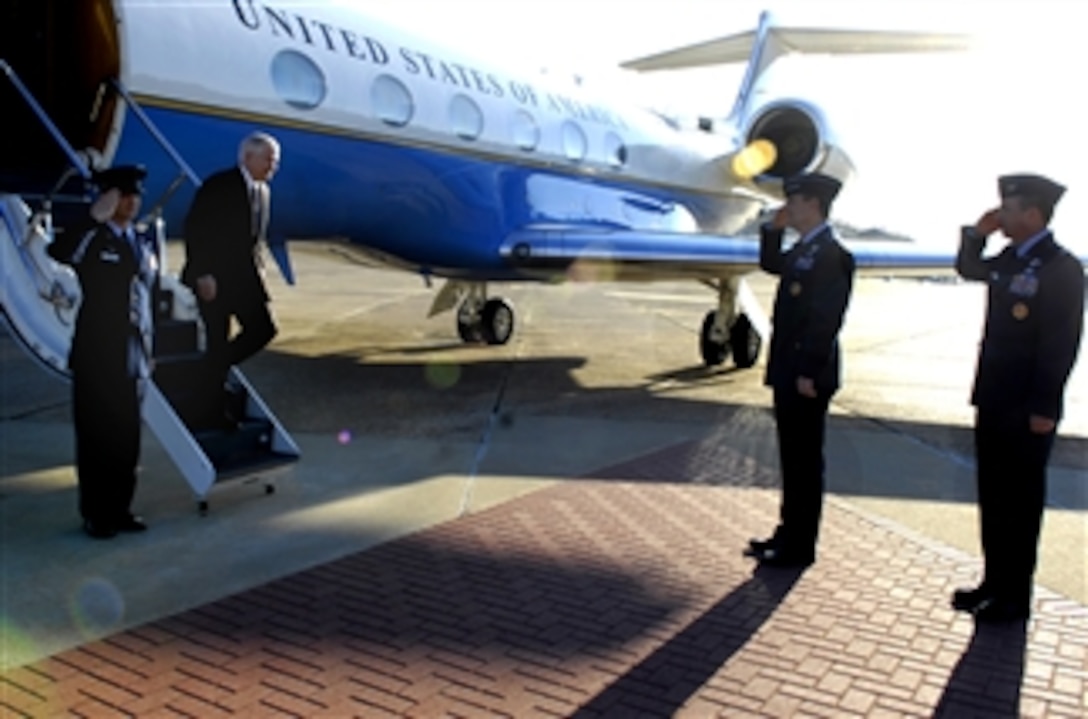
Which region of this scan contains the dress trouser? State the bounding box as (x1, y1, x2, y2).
(72, 369, 140, 524)
(772, 385, 832, 555)
(974, 408, 1055, 606)
(195, 293, 276, 424)
(199, 294, 277, 374)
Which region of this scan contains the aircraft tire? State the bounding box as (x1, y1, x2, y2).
(480, 298, 515, 345)
(700, 310, 728, 366)
(729, 313, 761, 368)
(457, 317, 483, 343)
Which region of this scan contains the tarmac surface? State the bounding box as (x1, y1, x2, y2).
(1, 241, 1085, 716)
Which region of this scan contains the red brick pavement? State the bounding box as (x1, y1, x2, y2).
(2, 438, 1086, 718)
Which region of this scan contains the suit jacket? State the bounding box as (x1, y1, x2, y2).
(760, 223, 855, 394)
(956, 228, 1084, 421)
(48, 222, 159, 378)
(181, 167, 268, 306)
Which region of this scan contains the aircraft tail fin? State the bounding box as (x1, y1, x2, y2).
(621, 11, 971, 121)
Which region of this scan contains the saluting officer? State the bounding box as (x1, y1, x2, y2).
(952, 173, 1084, 621)
(48, 165, 159, 539)
(747, 172, 856, 568)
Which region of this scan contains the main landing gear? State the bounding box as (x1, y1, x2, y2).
(456, 285, 514, 345)
(700, 310, 760, 368)
(698, 276, 762, 368)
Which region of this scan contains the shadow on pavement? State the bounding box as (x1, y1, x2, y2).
(933, 620, 1028, 718)
(571, 564, 804, 717)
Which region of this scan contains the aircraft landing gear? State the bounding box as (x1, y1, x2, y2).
(457, 295, 515, 345)
(699, 309, 761, 368)
(699, 273, 763, 370)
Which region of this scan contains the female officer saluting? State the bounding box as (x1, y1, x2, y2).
(48, 165, 159, 539)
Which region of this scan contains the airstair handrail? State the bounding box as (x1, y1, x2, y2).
(107, 79, 200, 187)
(0, 60, 92, 182)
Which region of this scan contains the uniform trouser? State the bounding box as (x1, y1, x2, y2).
(772, 385, 832, 555)
(975, 408, 1055, 606)
(72, 370, 140, 524)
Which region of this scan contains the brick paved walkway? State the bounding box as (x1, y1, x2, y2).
(2, 439, 1085, 717)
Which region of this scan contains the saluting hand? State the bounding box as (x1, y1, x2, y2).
(90, 189, 121, 223)
(974, 208, 1002, 237)
(771, 206, 789, 231)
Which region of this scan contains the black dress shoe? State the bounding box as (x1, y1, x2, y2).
(973, 596, 1030, 623)
(115, 515, 148, 533)
(951, 585, 993, 613)
(747, 536, 779, 554)
(83, 520, 117, 539)
(751, 546, 814, 568)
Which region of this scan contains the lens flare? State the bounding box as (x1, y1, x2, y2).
(425, 362, 461, 389)
(731, 139, 778, 179)
(337, 429, 352, 445)
(69, 577, 125, 638)
(0, 617, 37, 667)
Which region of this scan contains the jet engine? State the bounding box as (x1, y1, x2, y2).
(741, 99, 854, 192)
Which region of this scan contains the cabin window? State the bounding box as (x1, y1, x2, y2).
(449, 94, 484, 141)
(511, 110, 540, 151)
(270, 50, 327, 110)
(604, 132, 627, 168)
(371, 74, 414, 127)
(561, 121, 587, 163)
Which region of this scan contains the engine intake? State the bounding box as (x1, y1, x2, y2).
(744, 100, 835, 180)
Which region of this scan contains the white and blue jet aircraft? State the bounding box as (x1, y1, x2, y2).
(1, 0, 968, 376)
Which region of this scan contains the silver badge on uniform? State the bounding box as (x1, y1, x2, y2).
(1008, 273, 1039, 297)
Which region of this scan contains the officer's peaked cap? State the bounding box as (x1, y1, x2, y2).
(998, 173, 1065, 212)
(92, 164, 147, 195)
(783, 172, 842, 206)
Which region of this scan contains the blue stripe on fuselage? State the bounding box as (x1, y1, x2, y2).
(111, 105, 740, 280)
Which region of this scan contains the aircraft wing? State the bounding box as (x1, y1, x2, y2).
(500, 227, 955, 280)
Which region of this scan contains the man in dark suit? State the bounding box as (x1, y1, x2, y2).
(952, 173, 1084, 622)
(747, 172, 855, 567)
(47, 165, 159, 539)
(182, 131, 280, 424)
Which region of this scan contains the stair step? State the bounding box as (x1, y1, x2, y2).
(213, 451, 298, 484)
(194, 418, 272, 465)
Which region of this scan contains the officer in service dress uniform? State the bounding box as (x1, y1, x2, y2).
(48, 165, 159, 539)
(951, 173, 1084, 621)
(747, 172, 856, 567)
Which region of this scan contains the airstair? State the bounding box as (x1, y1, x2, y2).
(0, 61, 299, 513)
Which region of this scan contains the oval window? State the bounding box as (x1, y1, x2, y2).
(270, 50, 327, 110)
(604, 132, 627, 168)
(511, 110, 540, 151)
(561, 121, 587, 162)
(449, 94, 484, 141)
(371, 74, 414, 127)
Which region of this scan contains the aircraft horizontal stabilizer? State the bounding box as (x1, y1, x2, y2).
(622, 23, 972, 72)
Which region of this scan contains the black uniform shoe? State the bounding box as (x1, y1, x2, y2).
(83, 520, 117, 540)
(115, 515, 148, 533)
(746, 536, 779, 555)
(951, 585, 993, 613)
(750, 546, 814, 568)
(973, 597, 1030, 623)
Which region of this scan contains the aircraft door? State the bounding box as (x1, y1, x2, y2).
(0, 0, 123, 194)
